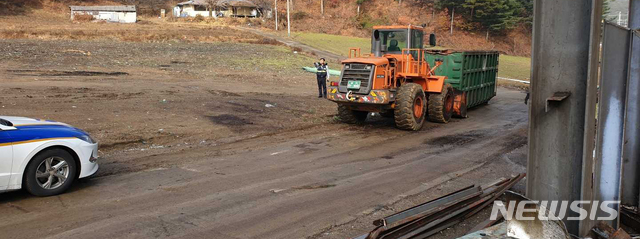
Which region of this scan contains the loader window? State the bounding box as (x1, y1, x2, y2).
(411, 30, 424, 49)
(380, 30, 407, 53)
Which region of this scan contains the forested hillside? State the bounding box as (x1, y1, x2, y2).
(269, 0, 533, 56)
(0, 0, 536, 56)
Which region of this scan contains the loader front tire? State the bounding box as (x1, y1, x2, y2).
(428, 84, 454, 123)
(394, 83, 426, 131)
(337, 104, 368, 124)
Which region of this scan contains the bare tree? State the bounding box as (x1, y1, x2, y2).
(205, 0, 217, 17)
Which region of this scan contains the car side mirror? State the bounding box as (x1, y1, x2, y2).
(429, 33, 436, 46)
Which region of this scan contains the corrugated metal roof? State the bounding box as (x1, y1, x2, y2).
(70, 5, 136, 12)
(217, 0, 257, 7)
(177, 0, 207, 6)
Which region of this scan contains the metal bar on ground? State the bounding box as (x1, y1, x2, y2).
(395, 195, 492, 239)
(527, 0, 599, 234)
(357, 175, 523, 239)
(377, 193, 486, 239)
(374, 186, 481, 228)
(410, 213, 470, 239)
(593, 22, 632, 229)
(464, 174, 525, 219)
(387, 175, 521, 239)
(467, 210, 503, 234)
(620, 207, 640, 231)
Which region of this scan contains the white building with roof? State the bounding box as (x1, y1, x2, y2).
(69, 5, 137, 23)
(175, 0, 259, 18)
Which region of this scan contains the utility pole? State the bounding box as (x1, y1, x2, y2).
(618, 11, 622, 25)
(287, 0, 291, 37)
(275, 0, 278, 30)
(450, 8, 454, 35)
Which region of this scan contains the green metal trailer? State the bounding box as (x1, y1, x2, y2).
(424, 50, 499, 110)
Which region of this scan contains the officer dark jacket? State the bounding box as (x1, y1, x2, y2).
(314, 62, 330, 79)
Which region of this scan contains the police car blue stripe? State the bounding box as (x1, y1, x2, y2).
(0, 125, 87, 145)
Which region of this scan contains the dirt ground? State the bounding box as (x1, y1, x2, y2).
(0, 22, 530, 239)
(0, 37, 340, 176)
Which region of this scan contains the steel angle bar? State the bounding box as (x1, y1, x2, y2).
(409, 213, 469, 239)
(373, 186, 482, 229)
(466, 209, 503, 234)
(464, 174, 526, 219)
(379, 195, 484, 239)
(580, 0, 606, 235)
(620, 207, 640, 231)
(594, 22, 632, 228)
(396, 195, 494, 239)
(622, 29, 640, 207)
(528, 0, 597, 234)
(630, 0, 639, 29)
(482, 178, 509, 189)
(352, 234, 368, 239)
(385, 175, 523, 239)
(634, 30, 640, 208)
(362, 175, 524, 239)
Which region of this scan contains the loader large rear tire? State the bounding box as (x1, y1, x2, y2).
(394, 83, 426, 131)
(428, 84, 454, 123)
(337, 104, 368, 124)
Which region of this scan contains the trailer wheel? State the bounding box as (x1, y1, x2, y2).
(337, 104, 368, 124)
(453, 91, 468, 118)
(428, 84, 454, 123)
(394, 83, 426, 131)
(454, 102, 468, 118)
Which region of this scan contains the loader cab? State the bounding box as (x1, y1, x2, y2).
(371, 26, 436, 59)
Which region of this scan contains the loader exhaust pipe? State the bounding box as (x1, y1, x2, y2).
(372, 30, 382, 57)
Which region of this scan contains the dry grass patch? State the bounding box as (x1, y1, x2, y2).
(72, 14, 94, 22)
(0, 13, 281, 45)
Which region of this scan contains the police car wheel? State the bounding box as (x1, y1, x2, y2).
(24, 148, 77, 197)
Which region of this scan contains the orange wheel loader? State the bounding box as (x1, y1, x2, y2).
(326, 25, 456, 131)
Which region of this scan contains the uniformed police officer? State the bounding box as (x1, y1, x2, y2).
(314, 58, 329, 98)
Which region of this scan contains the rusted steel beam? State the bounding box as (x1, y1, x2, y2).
(356, 174, 525, 239)
(373, 186, 482, 229)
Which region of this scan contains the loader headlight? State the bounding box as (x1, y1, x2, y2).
(345, 64, 350, 69)
(366, 65, 372, 70)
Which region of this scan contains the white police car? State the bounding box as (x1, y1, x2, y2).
(0, 116, 98, 196)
